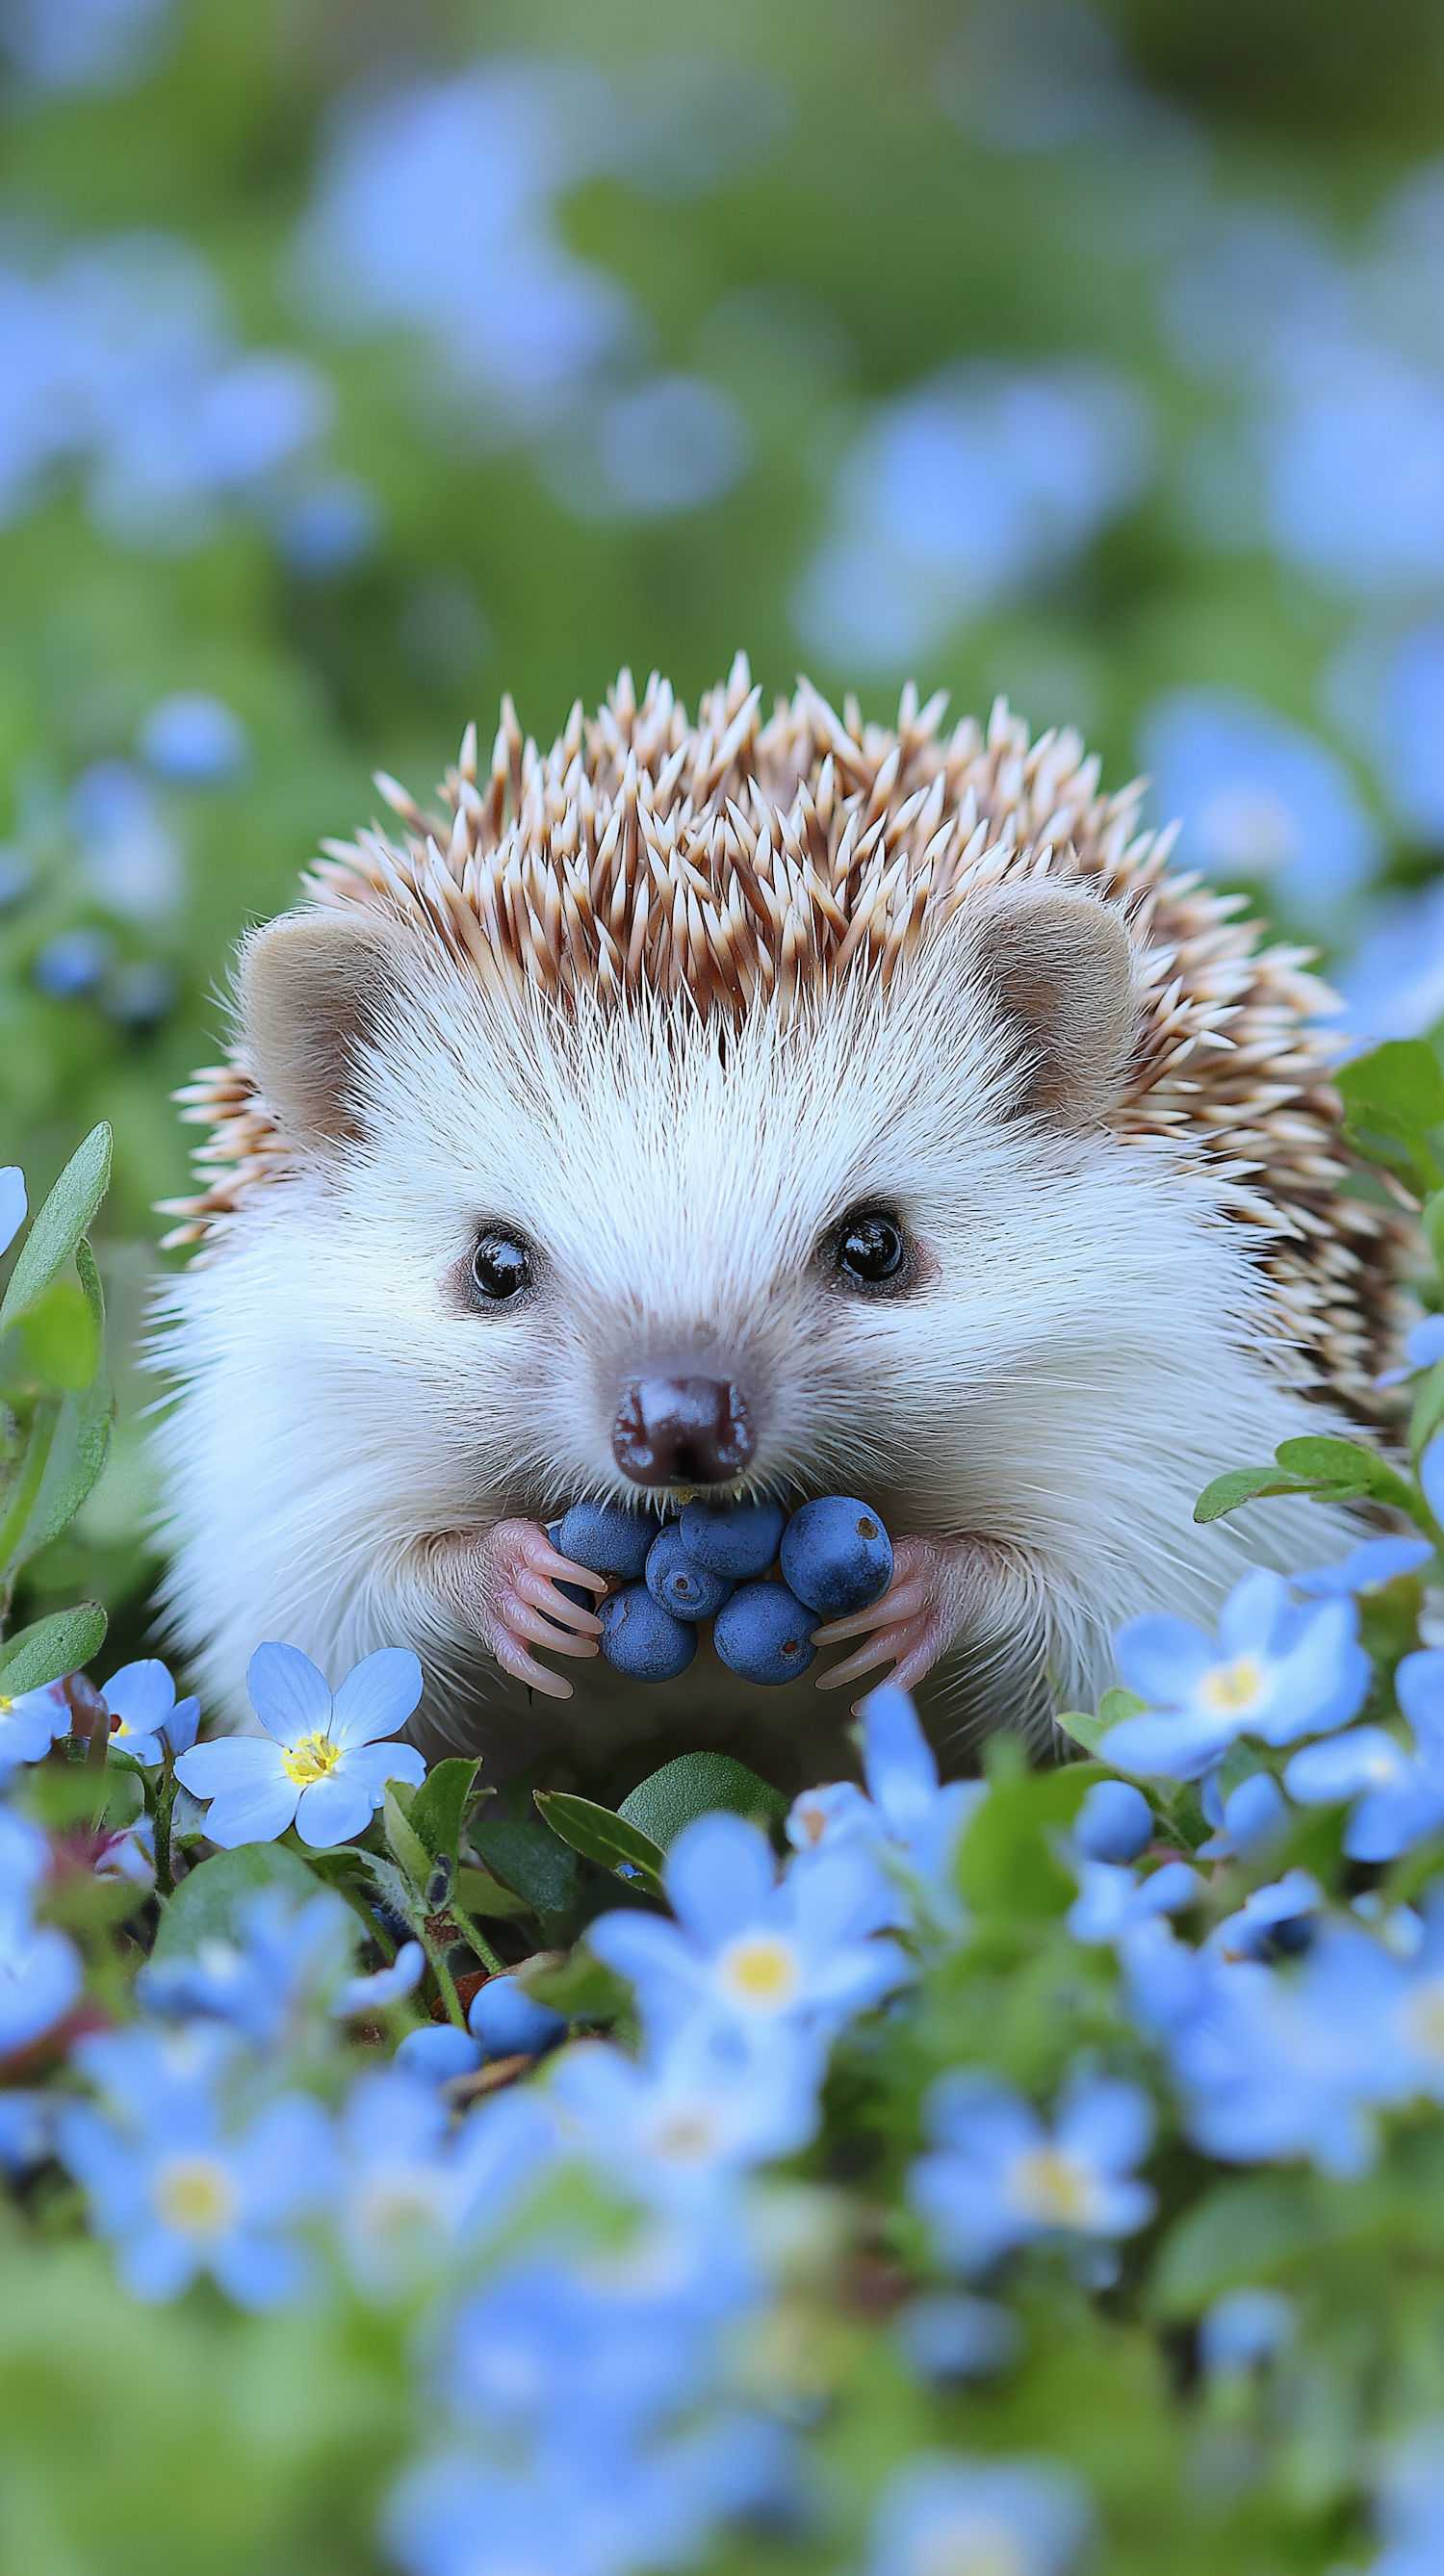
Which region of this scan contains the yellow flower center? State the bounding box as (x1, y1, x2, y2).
(649, 2108, 723, 2164)
(792, 1800, 828, 1848)
(911, 2516, 1029, 2576)
(152, 2152, 238, 2239)
(717, 1935, 802, 2012)
(1199, 1654, 1267, 1716)
(282, 1731, 343, 1787)
(1403, 1976, 1444, 2067)
(1009, 2147, 1102, 2229)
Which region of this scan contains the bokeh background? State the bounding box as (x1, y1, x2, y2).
(4, 0, 1444, 1659)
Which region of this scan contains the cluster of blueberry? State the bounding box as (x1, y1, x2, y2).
(545, 1496, 894, 1686)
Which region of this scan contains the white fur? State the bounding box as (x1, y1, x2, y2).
(150, 914, 1356, 1767)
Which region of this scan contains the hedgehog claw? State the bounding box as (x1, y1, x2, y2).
(812, 1539, 962, 1713)
(428, 1518, 605, 1700)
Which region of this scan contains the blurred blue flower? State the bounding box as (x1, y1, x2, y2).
(137, 691, 248, 785)
(1370, 2418, 1444, 2576)
(542, 374, 751, 520)
(1207, 1868, 1325, 1962)
(865, 2451, 1093, 2576)
(1102, 1568, 1370, 1779)
(1072, 1779, 1153, 1864)
(69, 760, 183, 922)
(1333, 617, 1444, 843)
(548, 2019, 822, 2209)
(0, 0, 174, 93)
(59, 2022, 334, 2305)
(1376, 1313, 1444, 1391)
(587, 1811, 906, 2046)
(1290, 1533, 1432, 1587)
(793, 359, 1151, 671)
(1197, 1766, 1288, 1861)
(102, 1658, 197, 1765)
(450, 2245, 733, 2447)
(1267, 351, 1444, 597)
(1198, 2286, 1296, 2376)
(1332, 880, 1444, 1045)
(910, 2070, 1154, 2273)
(1420, 1432, 1444, 1529)
(33, 929, 113, 998)
(1067, 1857, 1200, 1945)
(332, 2067, 457, 2297)
(140, 1886, 367, 2046)
(788, 1685, 987, 1938)
(0, 2088, 57, 2175)
(0, 1811, 82, 2052)
(0, 1166, 25, 1257)
(270, 473, 380, 576)
(892, 2292, 1023, 2383)
(0, 1674, 72, 1776)
(1138, 688, 1380, 913)
(331, 1944, 425, 2021)
(175, 1641, 424, 1847)
(1287, 1646, 1444, 1858)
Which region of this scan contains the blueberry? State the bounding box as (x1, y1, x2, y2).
(644, 1524, 735, 1622)
(557, 1500, 659, 1580)
(1073, 1780, 1153, 1864)
(540, 1521, 596, 1626)
(395, 2025, 482, 2084)
(678, 1497, 786, 1581)
(779, 1497, 893, 1617)
(468, 1974, 567, 2060)
(712, 1582, 817, 1686)
(599, 1583, 698, 1682)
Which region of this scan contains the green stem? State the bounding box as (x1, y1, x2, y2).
(423, 1931, 468, 2029)
(153, 1766, 175, 1900)
(452, 1909, 504, 1976)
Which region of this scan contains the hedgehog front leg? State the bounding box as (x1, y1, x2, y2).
(423, 1520, 606, 1700)
(811, 1534, 1025, 1709)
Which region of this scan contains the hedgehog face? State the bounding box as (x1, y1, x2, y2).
(232, 886, 1167, 1539)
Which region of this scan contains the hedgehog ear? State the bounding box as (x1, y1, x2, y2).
(962, 883, 1138, 1125)
(239, 911, 403, 1146)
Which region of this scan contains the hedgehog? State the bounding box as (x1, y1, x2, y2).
(149, 655, 1408, 1789)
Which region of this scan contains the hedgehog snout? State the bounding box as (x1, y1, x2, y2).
(611, 1376, 756, 1487)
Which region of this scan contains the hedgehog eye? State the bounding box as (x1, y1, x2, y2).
(836, 1211, 907, 1290)
(470, 1231, 531, 1303)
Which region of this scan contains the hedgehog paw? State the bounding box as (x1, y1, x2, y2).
(429, 1519, 606, 1701)
(811, 1536, 974, 1713)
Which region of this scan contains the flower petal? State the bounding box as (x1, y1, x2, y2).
(1101, 1708, 1240, 1780)
(295, 1772, 375, 1847)
(104, 1662, 174, 1739)
(0, 1167, 26, 1262)
(329, 1648, 424, 1750)
(1113, 1614, 1216, 1708)
(664, 1813, 777, 1945)
(201, 1776, 300, 1849)
(245, 1642, 331, 1742)
(175, 1739, 289, 1798)
(343, 1739, 425, 1801)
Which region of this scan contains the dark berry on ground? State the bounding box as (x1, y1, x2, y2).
(468, 1975, 567, 2059)
(557, 1500, 659, 1580)
(712, 1582, 818, 1686)
(678, 1497, 786, 1581)
(780, 1496, 893, 1616)
(644, 1525, 735, 1622)
(599, 1584, 698, 1681)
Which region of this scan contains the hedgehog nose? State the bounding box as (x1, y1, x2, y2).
(611, 1377, 756, 1486)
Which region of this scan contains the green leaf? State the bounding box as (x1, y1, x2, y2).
(0, 1124, 112, 1337)
(1411, 1357, 1444, 1458)
(617, 1751, 787, 1849)
(528, 1947, 632, 2022)
(1151, 2173, 1332, 2315)
(1057, 1689, 1143, 1755)
(1338, 1039, 1444, 1139)
(383, 1786, 433, 1894)
(0, 1602, 107, 1699)
(151, 1842, 325, 1962)
(18, 1280, 100, 1391)
(454, 1865, 530, 1919)
(472, 1815, 581, 1916)
(957, 1767, 1095, 1919)
(1274, 1434, 1411, 1507)
(533, 1790, 664, 1896)
(0, 1364, 114, 1573)
(1193, 1463, 1311, 1524)
(411, 1757, 480, 1866)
